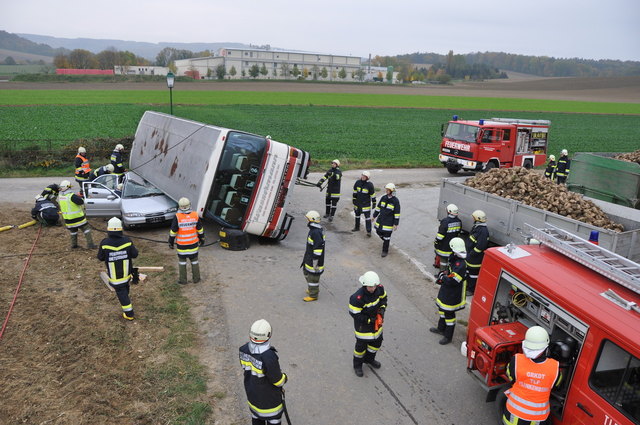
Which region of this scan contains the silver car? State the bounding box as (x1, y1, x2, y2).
(83, 171, 178, 228)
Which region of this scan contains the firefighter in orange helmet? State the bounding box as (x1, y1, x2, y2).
(502, 326, 561, 425)
(168, 197, 204, 284)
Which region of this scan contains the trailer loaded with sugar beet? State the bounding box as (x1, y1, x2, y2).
(437, 167, 640, 261)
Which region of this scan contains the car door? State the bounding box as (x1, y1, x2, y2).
(83, 182, 122, 217)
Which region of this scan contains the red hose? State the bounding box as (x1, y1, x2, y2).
(0, 224, 42, 342)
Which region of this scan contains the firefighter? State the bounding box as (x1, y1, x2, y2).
(58, 180, 96, 249)
(110, 143, 126, 182)
(168, 197, 205, 284)
(544, 154, 557, 180)
(301, 210, 325, 302)
(351, 170, 376, 236)
(373, 183, 400, 258)
(502, 326, 561, 425)
(465, 209, 489, 295)
(430, 237, 467, 345)
(39, 183, 60, 202)
(433, 203, 462, 271)
(31, 195, 60, 226)
(316, 159, 342, 222)
(555, 149, 571, 185)
(239, 319, 288, 425)
(349, 271, 387, 377)
(74, 146, 91, 185)
(97, 217, 139, 321)
(90, 163, 115, 181)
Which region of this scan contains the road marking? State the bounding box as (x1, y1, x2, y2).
(394, 245, 436, 281)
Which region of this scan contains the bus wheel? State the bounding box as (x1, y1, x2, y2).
(495, 390, 507, 422)
(523, 160, 533, 169)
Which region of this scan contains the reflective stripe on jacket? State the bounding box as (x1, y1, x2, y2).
(97, 232, 139, 285)
(75, 154, 91, 180)
(239, 343, 286, 419)
(436, 254, 467, 311)
(435, 215, 462, 256)
(59, 192, 87, 228)
(506, 354, 559, 421)
(349, 285, 387, 340)
(303, 222, 325, 274)
(169, 211, 204, 255)
(352, 179, 376, 209)
(110, 150, 125, 175)
(373, 194, 400, 230)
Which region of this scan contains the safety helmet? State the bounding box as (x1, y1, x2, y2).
(59, 180, 72, 191)
(115, 144, 124, 151)
(359, 271, 380, 287)
(78, 146, 86, 154)
(549, 155, 556, 161)
(35, 195, 45, 202)
(332, 159, 340, 167)
(446, 204, 459, 215)
(472, 210, 487, 223)
(107, 217, 123, 231)
(250, 319, 272, 343)
(105, 164, 115, 173)
(362, 170, 371, 179)
(178, 197, 191, 210)
(117, 183, 123, 191)
(385, 183, 396, 192)
(523, 326, 549, 350)
(449, 237, 466, 255)
(305, 210, 321, 223)
(561, 149, 568, 156)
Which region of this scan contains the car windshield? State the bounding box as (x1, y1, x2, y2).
(445, 123, 479, 143)
(123, 173, 165, 199)
(204, 131, 267, 227)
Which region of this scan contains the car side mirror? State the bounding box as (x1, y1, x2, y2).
(107, 195, 117, 201)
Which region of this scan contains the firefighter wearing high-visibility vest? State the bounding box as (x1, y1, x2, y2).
(351, 170, 376, 236)
(239, 319, 288, 425)
(110, 143, 126, 181)
(168, 197, 204, 285)
(503, 326, 561, 425)
(316, 159, 342, 222)
(349, 271, 387, 377)
(97, 217, 139, 321)
(58, 180, 96, 249)
(465, 209, 490, 295)
(544, 155, 557, 180)
(433, 203, 462, 271)
(301, 210, 325, 302)
(430, 237, 467, 345)
(74, 147, 91, 185)
(555, 149, 571, 185)
(373, 183, 400, 258)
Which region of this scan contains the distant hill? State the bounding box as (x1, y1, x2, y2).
(0, 30, 67, 57)
(17, 33, 251, 61)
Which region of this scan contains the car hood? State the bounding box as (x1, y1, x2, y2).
(121, 195, 177, 215)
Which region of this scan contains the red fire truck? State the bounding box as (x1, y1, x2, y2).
(439, 116, 550, 174)
(462, 226, 640, 424)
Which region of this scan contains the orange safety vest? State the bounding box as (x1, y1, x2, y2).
(176, 212, 200, 246)
(75, 154, 91, 177)
(506, 354, 559, 421)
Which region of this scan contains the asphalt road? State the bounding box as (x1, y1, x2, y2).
(3, 168, 496, 425)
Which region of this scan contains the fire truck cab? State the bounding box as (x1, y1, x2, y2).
(463, 226, 640, 424)
(439, 116, 550, 174)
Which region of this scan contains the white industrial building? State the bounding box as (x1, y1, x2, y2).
(174, 47, 366, 81)
(113, 65, 170, 76)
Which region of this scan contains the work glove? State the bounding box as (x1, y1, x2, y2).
(199, 238, 205, 247)
(168, 237, 174, 249)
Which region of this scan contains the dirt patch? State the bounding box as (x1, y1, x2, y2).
(0, 205, 240, 424)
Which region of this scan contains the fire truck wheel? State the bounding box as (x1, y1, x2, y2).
(446, 165, 459, 175)
(495, 389, 507, 421)
(483, 161, 497, 172)
(523, 159, 533, 169)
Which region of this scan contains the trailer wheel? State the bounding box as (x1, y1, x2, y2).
(523, 159, 533, 169)
(495, 390, 507, 422)
(446, 164, 459, 174)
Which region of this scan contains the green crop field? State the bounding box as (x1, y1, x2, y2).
(1, 89, 639, 170)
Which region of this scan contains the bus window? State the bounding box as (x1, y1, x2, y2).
(205, 131, 266, 227)
(589, 340, 640, 421)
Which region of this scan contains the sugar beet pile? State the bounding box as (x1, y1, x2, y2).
(464, 167, 624, 232)
(614, 149, 640, 164)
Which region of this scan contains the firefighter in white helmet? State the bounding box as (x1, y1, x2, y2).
(110, 143, 126, 182)
(168, 197, 205, 284)
(31, 195, 60, 226)
(239, 319, 288, 425)
(301, 210, 325, 302)
(433, 203, 462, 271)
(465, 209, 489, 295)
(316, 159, 342, 222)
(351, 170, 376, 236)
(430, 237, 467, 345)
(502, 326, 561, 425)
(74, 146, 91, 185)
(544, 154, 557, 180)
(58, 179, 96, 249)
(555, 149, 571, 185)
(97, 217, 139, 320)
(348, 271, 387, 377)
(372, 183, 400, 257)
(90, 163, 115, 181)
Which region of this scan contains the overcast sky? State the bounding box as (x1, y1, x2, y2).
(3, 0, 639, 61)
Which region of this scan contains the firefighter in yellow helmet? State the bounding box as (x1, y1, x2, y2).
(97, 217, 139, 320)
(316, 159, 342, 222)
(502, 326, 561, 425)
(58, 180, 96, 249)
(301, 210, 325, 302)
(239, 319, 288, 425)
(168, 197, 204, 284)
